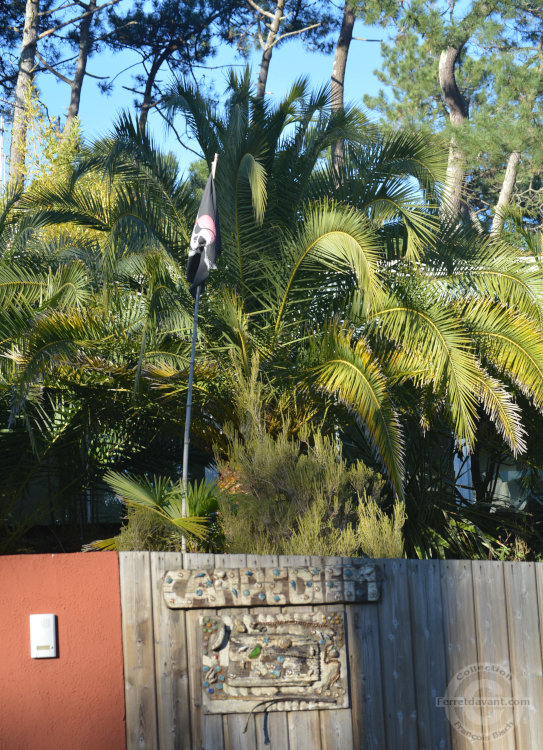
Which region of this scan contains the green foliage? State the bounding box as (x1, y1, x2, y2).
(274, 494, 406, 558)
(105, 0, 242, 100)
(362, 0, 543, 226)
(103, 506, 189, 552)
(187, 158, 209, 202)
(215, 358, 403, 557)
(23, 87, 81, 186)
(2, 76, 543, 560)
(163, 74, 451, 497)
(353, 499, 405, 559)
(89, 471, 221, 552)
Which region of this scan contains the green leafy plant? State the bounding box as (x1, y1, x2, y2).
(88, 470, 219, 551)
(215, 359, 404, 557)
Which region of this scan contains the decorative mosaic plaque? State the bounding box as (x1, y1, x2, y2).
(198, 611, 348, 712)
(163, 563, 380, 608)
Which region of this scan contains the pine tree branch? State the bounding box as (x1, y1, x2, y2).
(246, 0, 275, 20)
(84, 70, 108, 79)
(236, 18, 260, 51)
(37, 0, 121, 41)
(38, 2, 81, 17)
(269, 22, 321, 49)
(91, 20, 138, 44)
(155, 105, 204, 159)
(108, 59, 144, 85)
(453, 0, 501, 47)
(35, 51, 73, 85)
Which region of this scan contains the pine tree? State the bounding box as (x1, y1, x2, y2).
(363, 0, 543, 229)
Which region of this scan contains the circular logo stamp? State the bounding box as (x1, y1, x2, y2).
(436, 663, 530, 742)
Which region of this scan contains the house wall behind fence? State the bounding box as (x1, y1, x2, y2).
(0, 552, 126, 750)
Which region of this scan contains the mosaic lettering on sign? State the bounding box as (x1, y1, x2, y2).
(163, 563, 380, 609)
(199, 611, 348, 712)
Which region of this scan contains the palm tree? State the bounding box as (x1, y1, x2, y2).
(4, 73, 543, 557)
(165, 73, 543, 495)
(158, 72, 446, 492)
(0, 132, 201, 549)
(164, 73, 543, 557)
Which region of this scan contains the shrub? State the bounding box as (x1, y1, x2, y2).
(216, 386, 405, 557)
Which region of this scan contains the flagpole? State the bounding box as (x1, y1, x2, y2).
(181, 153, 218, 553)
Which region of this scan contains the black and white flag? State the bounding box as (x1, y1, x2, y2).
(186, 172, 221, 295)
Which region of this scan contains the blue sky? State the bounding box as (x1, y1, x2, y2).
(27, 16, 387, 175)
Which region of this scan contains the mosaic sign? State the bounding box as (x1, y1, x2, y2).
(198, 611, 348, 712)
(163, 563, 380, 608)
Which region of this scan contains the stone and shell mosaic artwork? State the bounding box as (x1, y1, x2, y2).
(163, 563, 380, 609)
(198, 611, 349, 712)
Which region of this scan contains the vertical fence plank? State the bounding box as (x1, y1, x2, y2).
(407, 559, 452, 750)
(247, 554, 291, 750)
(441, 560, 483, 750)
(319, 556, 353, 750)
(184, 553, 223, 750)
(377, 559, 419, 750)
(279, 555, 323, 750)
(504, 562, 543, 749)
(472, 561, 515, 750)
(119, 552, 159, 750)
(287, 710, 323, 749)
(183, 606, 205, 750)
(256, 707, 290, 750)
(319, 707, 354, 750)
(223, 714, 255, 750)
(150, 552, 191, 750)
(216, 554, 254, 750)
(213, 554, 255, 750)
(346, 587, 386, 749)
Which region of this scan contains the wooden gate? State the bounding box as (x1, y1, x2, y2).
(119, 553, 543, 749)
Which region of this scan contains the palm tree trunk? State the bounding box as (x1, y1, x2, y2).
(9, 0, 39, 185)
(331, 1, 355, 170)
(490, 150, 521, 237)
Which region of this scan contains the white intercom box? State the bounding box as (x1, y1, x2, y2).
(29, 613, 57, 658)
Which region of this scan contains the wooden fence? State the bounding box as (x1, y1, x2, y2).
(119, 554, 543, 750)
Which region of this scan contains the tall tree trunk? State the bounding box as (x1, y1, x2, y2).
(138, 46, 173, 132)
(331, 1, 355, 170)
(256, 0, 286, 99)
(490, 150, 521, 237)
(9, 0, 39, 185)
(138, 75, 155, 133)
(64, 0, 96, 135)
(438, 45, 470, 224)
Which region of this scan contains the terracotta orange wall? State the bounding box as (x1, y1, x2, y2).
(0, 552, 126, 750)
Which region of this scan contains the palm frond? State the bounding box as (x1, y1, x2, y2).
(464, 298, 543, 412)
(475, 367, 526, 456)
(310, 323, 404, 498)
(103, 470, 208, 540)
(446, 239, 543, 327)
(368, 291, 480, 449)
(275, 199, 382, 331)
